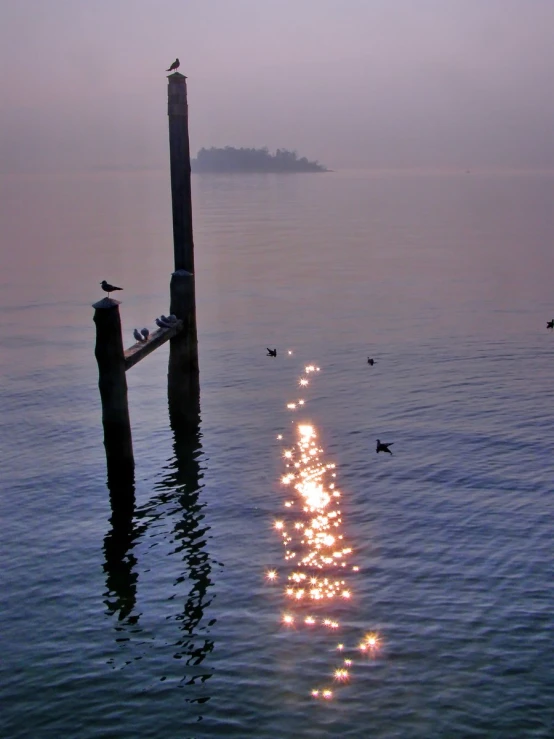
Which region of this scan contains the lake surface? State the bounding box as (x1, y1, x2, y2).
(1, 169, 553, 738)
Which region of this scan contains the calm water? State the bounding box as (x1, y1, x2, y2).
(1, 169, 554, 738)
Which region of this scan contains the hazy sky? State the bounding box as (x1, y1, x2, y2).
(1, 0, 553, 172)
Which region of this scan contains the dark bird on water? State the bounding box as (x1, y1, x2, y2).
(166, 58, 180, 72)
(367, 357, 375, 366)
(100, 280, 122, 297)
(267, 348, 277, 357)
(376, 439, 393, 455)
(547, 320, 554, 329)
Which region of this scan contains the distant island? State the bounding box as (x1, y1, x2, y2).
(191, 147, 329, 173)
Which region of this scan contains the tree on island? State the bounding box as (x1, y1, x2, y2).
(191, 147, 328, 173)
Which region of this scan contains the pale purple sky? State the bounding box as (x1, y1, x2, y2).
(1, 0, 553, 172)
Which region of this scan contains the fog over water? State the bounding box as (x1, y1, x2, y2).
(1, 0, 553, 173)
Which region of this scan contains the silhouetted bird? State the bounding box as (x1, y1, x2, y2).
(547, 320, 554, 329)
(367, 357, 375, 366)
(140, 328, 149, 340)
(166, 58, 180, 72)
(133, 329, 145, 343)
(155, 318, 168, 329)
(376, 439, 393, 455)
(267, 348, 277, 357)
(100, 280, 122, 297)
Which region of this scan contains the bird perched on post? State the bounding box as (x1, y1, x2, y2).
(100, 280, 123, 297)
(376, 439, 393, 455)
(166, 58, 180, 72)
(133, 329, 145, 343)
(140, 328, 149, 340)
(267, 348, 277, 357)
(156, 317, 175, 329)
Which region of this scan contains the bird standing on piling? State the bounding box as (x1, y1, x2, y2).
(166, 58, 180, 72)
(140, 328, 149, 340)
(376, 439, 393, 455)
(267, 348, 277, 357)
(133, 329, 145, 343)
(100, 280, 123, 297)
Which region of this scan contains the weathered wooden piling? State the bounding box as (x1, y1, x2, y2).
(93, 298, 134, 482)
(167, 71, 199, 382)
(168, 72, 195, 274)
(94, 69, 199, 480)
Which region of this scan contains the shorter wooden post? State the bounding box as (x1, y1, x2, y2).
(93, 297, 135, 483)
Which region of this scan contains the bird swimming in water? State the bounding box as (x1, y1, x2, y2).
(376, 439, 393, 455)
(140, 328, 149, 340)
(267, 348, 277, 357)
(367, 357, 375, 366)
(547, 319, 554, 329)
(133, 329, 145, 343)
(100, 280, 122, 297)
(166, 58, 180, 72)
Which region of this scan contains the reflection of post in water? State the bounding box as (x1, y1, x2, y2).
(165, 356, 215, 682)
(103, 470, 142, 624)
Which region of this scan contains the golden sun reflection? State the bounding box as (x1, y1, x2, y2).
(268, 363, 382, 703)
(334, 668, 349, 681)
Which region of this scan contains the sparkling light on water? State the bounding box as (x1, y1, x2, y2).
(265, 363, 382, 702)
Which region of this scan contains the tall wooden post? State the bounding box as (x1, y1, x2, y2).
(167, 71, 199, 392)
(168, 72, 194, 274)
(93, 297, 135, 483)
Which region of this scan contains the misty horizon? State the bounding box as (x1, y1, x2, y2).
(1, 0, 554, 175)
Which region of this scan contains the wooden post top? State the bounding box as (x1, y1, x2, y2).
(92, 297, 121, 310)
(168, 72, 188, 116)
(167, 72, 188, 82)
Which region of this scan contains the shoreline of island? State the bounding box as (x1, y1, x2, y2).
(191, 147, 330, 174)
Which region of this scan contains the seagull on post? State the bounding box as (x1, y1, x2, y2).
(140, 328, 149, 340)
(376, 439, 393, 455)
(133, 329, 145, 343)
(166, 58, 180, 72)
(100, 280, 123, 297)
